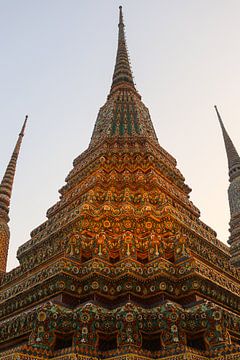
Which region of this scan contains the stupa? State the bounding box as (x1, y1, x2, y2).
(1, 7, 240, 360)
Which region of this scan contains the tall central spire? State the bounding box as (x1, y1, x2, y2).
(110, 6, 136, 93)
(88, 7, 158, 148)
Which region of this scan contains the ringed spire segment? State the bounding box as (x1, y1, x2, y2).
(215, 105, 240, 181)
(110, 6, 136, 93)
(0, 115, 28, 222)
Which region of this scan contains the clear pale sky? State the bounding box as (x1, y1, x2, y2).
(1, 0, 240, 271)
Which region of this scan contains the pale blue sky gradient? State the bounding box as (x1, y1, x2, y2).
(1, 0, 240, 270)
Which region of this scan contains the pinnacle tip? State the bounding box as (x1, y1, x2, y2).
(19, 115, 28, 136)
(118, 5, 124, 26)
(214, 105, 220, 116)
(214, 106, 224, 127)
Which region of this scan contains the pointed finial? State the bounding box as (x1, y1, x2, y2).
(0, 116, 28, 222)
(110, 6, 136, 93)
(119, 6, 123, 25)
(214, 105, 222, 124)
(20, 115, 28, 136)
(215, 105, 225, 134)
(215, 105, 240, 181)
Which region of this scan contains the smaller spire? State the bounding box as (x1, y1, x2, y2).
(215, 106, 240, 267)
(215, 106, 240, 181)
(0, 115, 28, 222)
(0, 115, 27, 274)
(110, 6, 136, 93)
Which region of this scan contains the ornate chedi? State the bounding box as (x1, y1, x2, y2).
(1, 7, 240, 360)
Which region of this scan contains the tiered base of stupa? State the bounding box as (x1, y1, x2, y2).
(1, 290, 240, 360)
